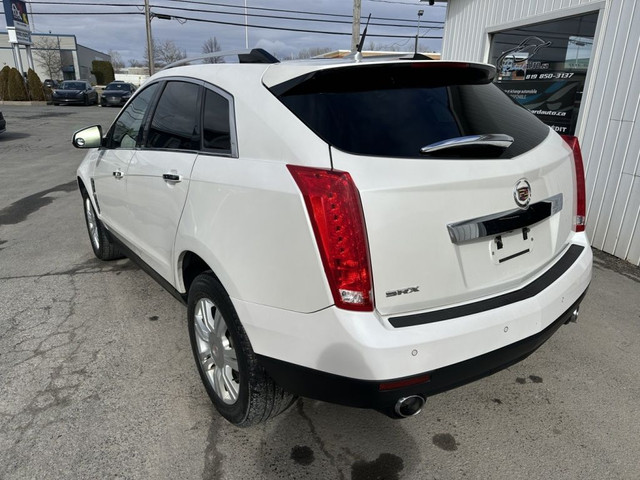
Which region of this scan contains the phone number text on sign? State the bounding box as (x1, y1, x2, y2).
(526, 73, 575, 80)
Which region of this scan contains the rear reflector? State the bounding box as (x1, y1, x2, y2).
(287, 165, 373, 311)
(379, 374, 431, 391)
(561, 135, 586, 232)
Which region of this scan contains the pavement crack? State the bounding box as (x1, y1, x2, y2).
(202, 414, 224, 480)
(0, 274, 101, 472)
(0, 262, 137, 281)
(296, 399, 346, 480)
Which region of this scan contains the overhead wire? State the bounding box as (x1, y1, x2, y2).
(25, 0, 444, 25)
(15, 0, 443, 41)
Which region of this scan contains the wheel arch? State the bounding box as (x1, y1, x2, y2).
(179, 250, 226, 297)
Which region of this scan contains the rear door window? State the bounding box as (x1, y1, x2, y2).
(146, 81, 201, 151)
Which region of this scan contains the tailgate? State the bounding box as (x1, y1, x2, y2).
(332, 132, 575, 316)
(269, 60, 577, 315)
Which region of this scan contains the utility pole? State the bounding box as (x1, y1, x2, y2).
(351, 0, 361, 52)
(145, 0, 155, 76)
(244, 0, 249, 49)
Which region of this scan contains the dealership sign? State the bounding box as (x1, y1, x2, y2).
(3, 0, 32, 44)
(3, 0, 29, 30)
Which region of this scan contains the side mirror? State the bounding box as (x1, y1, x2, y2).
(72, 125, 103, 149)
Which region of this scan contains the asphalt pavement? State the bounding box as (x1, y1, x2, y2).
(0, 104, 639, 479)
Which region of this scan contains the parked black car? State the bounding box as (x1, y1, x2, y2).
(0, 111, 6, 135)
(52, 80, 98, 106)
(100, 81, 136, 107)
(43, 79, 59, 89)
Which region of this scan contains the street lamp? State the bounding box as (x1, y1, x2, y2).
(415, 9, 424, 54)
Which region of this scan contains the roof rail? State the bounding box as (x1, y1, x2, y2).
(162, 48, 279, 70)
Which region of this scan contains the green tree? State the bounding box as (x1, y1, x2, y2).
(91, 61, 115, 85)
(27, 68, 46, 101)
(0, 65, 10, 100)
(7, 68, 28, 101)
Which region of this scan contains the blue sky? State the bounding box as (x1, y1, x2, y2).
(5, 0, 447, 63)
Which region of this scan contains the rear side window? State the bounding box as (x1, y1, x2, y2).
(273, 63, 550, 159)
(202, 89, 232, 154)
(147, 81, 201, 151)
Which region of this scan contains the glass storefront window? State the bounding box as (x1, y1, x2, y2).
(489, 12, 598, 135)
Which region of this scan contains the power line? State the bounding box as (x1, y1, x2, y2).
(4, 10, 142, 15)
(16, 1, 443, 46)
(150, 11, 442, 39)
(367, 0, 446, 6)
(26, 0, 444, 24)
(160, 0, 444, 24)
(148, 3, 443, 29)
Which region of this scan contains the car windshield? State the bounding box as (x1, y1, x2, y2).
(105, 83, 130, 91)
(62, 82, 85, 90)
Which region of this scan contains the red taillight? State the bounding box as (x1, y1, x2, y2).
(287, 165, 373, 312)
(561, 135, 586, 233)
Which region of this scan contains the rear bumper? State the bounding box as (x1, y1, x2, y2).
(235, 237, 591, 407)
(257, 289, 586, 410)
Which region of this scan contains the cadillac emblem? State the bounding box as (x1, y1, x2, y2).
(514, 178, 531, 209)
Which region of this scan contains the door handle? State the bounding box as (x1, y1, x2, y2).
(113, 170, 124, 180)
(163, 173, 182, 182)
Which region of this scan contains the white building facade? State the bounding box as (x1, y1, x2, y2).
(0, 32, 110, 83)
(442, 0, 640, 265)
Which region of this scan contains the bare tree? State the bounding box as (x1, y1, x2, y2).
(365, 41, 401, 52)
(202, 37, 224, 63)
(159, 40, 187, 66)
(143, 39, 160, 69)
(33, 37, 63, 80)
(295, 47, 332, 59)
(144, 39, 186, 68)
(108, 50, 125, 72)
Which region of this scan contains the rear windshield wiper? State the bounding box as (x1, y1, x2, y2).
(420, 134, 514, 157)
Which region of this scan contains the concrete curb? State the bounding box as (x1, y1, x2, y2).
(0, 101, 49, 106)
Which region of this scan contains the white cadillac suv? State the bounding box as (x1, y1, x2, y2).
(73, 49, 592, 426)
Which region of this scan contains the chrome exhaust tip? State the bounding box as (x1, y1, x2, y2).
(565, 307, 579, 324)
(394, 395, 425, 417)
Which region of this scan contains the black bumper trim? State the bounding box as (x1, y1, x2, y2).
(257, 289, 587, 411)
(389, 244, 585, 328)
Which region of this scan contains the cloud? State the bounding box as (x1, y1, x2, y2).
(18, 0, 445, 63)
(253, 38, 297, 59)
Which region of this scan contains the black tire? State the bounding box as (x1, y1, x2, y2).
(188, 273, 296, 426)
(81, 191, 123, 260)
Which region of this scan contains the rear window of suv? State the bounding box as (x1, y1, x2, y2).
(271, 62, 550, 159)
